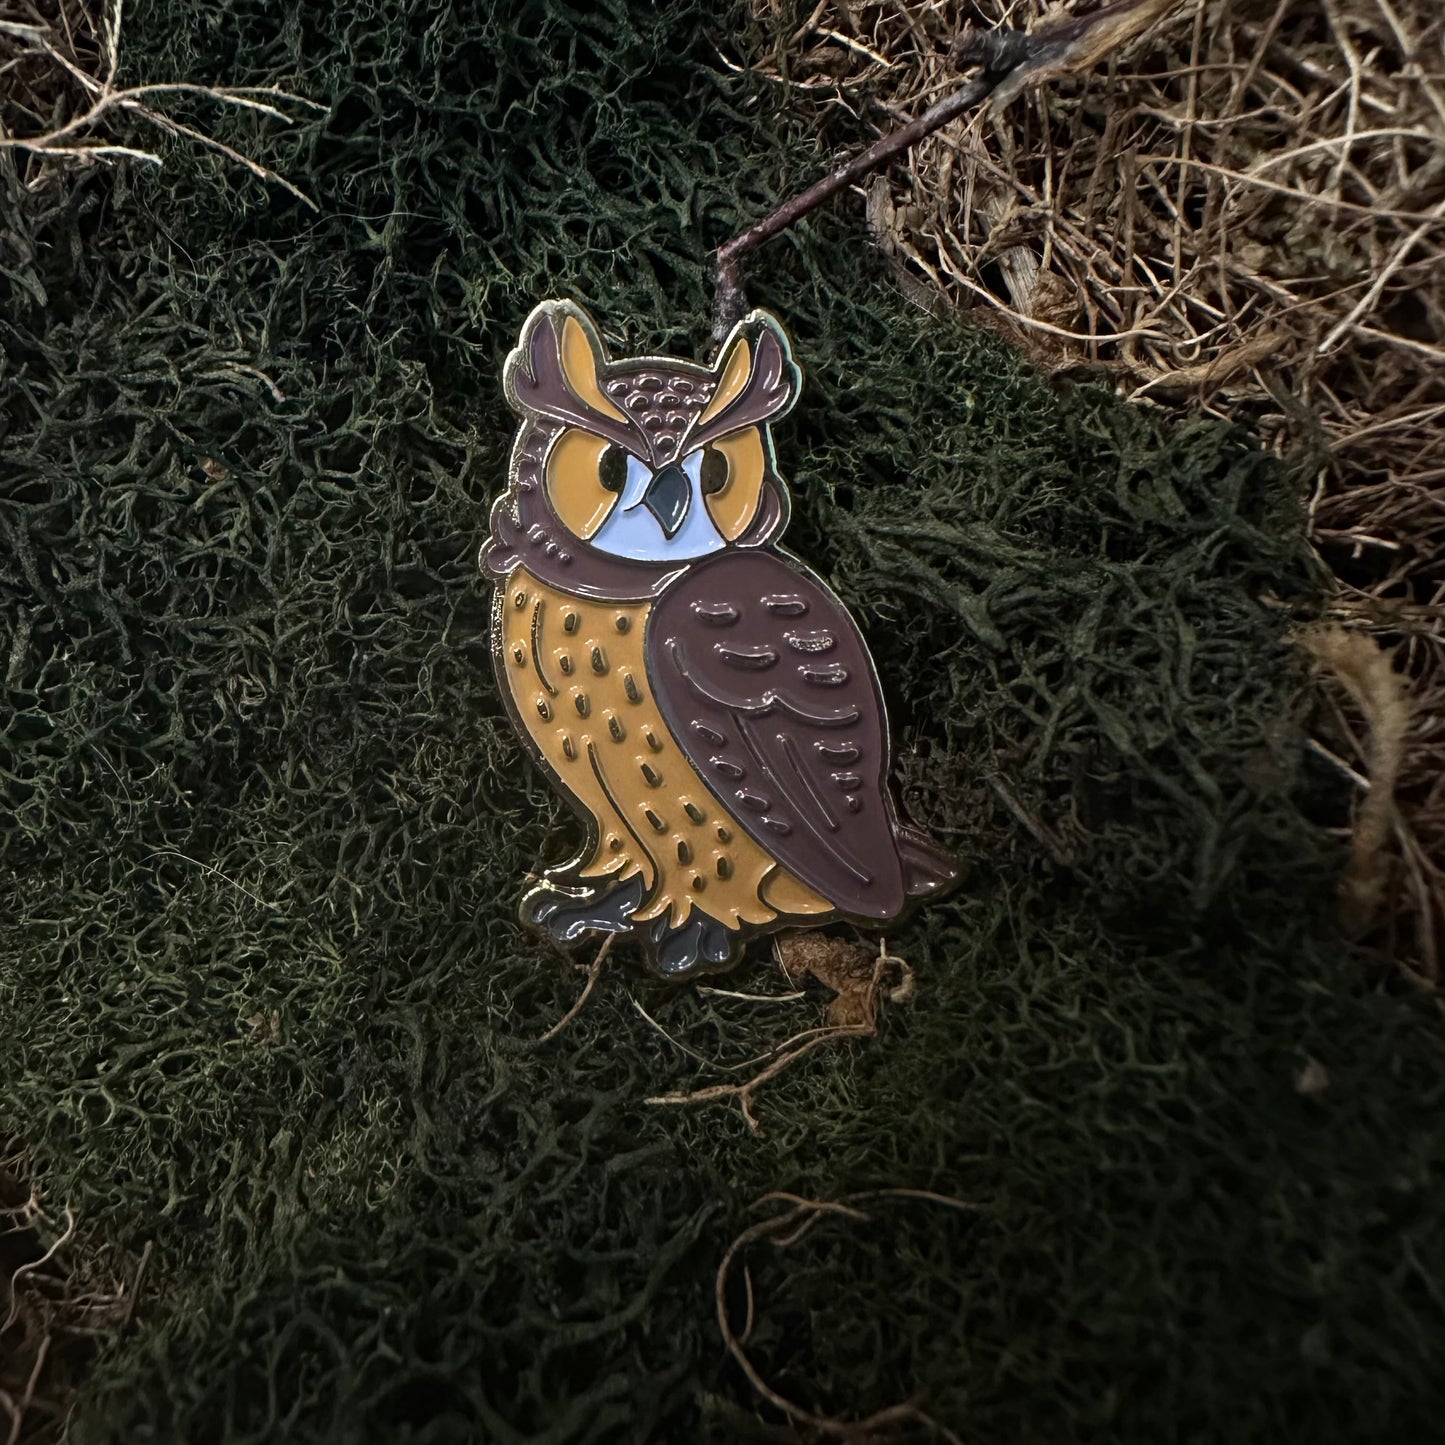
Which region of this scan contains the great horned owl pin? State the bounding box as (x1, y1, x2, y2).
(482, 300, 957, 976)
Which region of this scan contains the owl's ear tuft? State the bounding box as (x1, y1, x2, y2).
(505, 300, 629, 428)
(694, 310, 802, 442)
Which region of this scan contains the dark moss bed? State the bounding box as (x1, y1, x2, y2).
(2, 0, 1443, 1439)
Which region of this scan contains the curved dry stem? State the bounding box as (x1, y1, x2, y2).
(537, 935, 614, 1044)
(1, 1333, 50, 1445)
(715, 1191, 978, 1442)
(2, 1208, 75, 1336)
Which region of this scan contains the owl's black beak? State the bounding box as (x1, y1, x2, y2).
(641, 463, 690, 538)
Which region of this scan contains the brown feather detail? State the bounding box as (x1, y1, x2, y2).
(646, 549, 958, 918)
(683, 317, 801, 456)
(498, 572, 829, 931)
(507, 306, 641, 453)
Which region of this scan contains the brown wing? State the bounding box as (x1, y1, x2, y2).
(646, 549, 943, 920)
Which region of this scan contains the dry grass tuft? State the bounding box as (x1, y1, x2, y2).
(0, 1151, 146, 1445)
(0, 0, 322, 203)
(748, 0, 1444, 970)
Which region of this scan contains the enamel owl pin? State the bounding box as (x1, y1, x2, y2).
(482, 300, 957, 975)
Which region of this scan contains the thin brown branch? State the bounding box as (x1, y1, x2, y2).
(645, 1023, 873, 1132)
(643, 940, 913, 1128)
(712, 0, 1188, 339)
(537, 935, 614, 1043)
(118, 1238, 153, 1334)
(2, 1331, 49, 1445)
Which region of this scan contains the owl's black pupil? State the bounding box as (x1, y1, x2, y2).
(700, 446, 728, 495)
(599, 445, 628, 493)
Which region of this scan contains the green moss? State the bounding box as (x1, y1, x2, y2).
(2, 0, 1443, 1440)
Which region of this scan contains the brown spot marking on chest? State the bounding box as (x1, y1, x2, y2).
(501, 571, 832, 930)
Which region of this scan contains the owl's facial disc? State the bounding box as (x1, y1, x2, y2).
(588, 449, 726, 563)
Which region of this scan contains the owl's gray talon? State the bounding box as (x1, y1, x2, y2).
(652, 909, 736, 976)
(525, 875, 646, 942)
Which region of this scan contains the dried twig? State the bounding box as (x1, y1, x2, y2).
(537, 935, 614, 1043)
(2, 1209, 75, 1335)
(646, 1022, 875, 1132)
(696, 984, 807, 1004)
(2, 1333, 49, 1445)
(118, 1239, 152, 1334)
(644, 941, 909, 1130)
(713, 0, 1187, 338)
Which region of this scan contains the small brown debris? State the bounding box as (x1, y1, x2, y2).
(645, 933, 915, 1131)
(774, 930, 914, 1028)
(1295, 1059, 1330, 1098)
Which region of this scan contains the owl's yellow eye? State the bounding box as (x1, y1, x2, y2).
(546, 428, 630, 540)
(699, 429, 766, 541)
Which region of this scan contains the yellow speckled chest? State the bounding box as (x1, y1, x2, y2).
(499, 569, 829, 930)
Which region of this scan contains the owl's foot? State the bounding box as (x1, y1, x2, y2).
(524, 874, 647, 944)
(650, 908, 736, 977)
